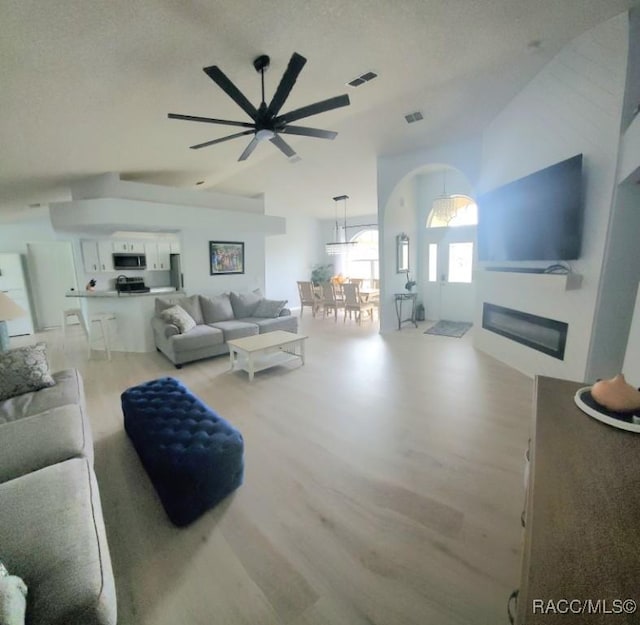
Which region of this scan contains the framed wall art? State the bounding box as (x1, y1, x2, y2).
(209, 241, 245, 275)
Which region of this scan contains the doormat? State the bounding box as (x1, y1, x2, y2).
(424, 320, 473, 338)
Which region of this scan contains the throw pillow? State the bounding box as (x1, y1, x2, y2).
(155, 295, 203, 325)
(253, 298, 288, 318)
(160, 305, 196, 334)
(0, 343, 56, 402)
(0, 561, 27, 625)
(200, 294, 235, 324)
(229, 289, 263, 319)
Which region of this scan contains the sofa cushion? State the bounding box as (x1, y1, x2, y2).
(0, 369, 83, 424)
(0, 404, 91, 484)
(0, 458, 117, 625)
(155, 295, 203, 325)
(200, 294, 234, 323)
(208, 320, 259, 342)
(0, 343, 55, 402)
(229, 289, 263, 319)
(170, 324, 224, 354)
(241, 316, 299, 334)
(160, 305, 196, 334)
(253, 298, 288, 318)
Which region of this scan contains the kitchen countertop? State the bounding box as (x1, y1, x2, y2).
(65, 287, 181, 298)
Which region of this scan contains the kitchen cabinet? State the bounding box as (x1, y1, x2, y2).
(81, 240, 100, 273)
(145, 242, 172, 270)
(170, 241, 181, 254)
(144, 242, 159, 270)
(112, 240, 145, 253)
(81, 240, 113, 273)
(157, 242, 171, 270)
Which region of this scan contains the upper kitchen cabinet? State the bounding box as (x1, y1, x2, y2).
(170, 241, 181, 254)
(112, 240, 145, 253)
(81, 240, 114, 273)
(145, 241, 172, 270)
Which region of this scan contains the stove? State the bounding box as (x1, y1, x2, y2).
(116, 276, 150, 294)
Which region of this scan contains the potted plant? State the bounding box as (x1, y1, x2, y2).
(405, 274, 416, 292)
(311, 263, 333, 286)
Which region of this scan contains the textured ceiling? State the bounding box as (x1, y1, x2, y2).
(0, 0, 637, 218)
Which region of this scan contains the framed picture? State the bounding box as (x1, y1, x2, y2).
(209, 241, 245, 275)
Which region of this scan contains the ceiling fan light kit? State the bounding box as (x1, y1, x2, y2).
(169, 52, 351, 161)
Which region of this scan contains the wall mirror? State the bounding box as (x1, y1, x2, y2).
(397, 234, 409, 273)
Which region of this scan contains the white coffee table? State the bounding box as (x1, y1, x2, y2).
(227, 331, 308, 381)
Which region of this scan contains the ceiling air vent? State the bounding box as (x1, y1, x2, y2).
(347, 71, 378, 88)
(404, 111, 424, 124)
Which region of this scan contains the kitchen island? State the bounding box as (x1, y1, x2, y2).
(66, 287, 182, 353)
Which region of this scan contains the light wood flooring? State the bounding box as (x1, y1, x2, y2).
(20, 315, 533, 625)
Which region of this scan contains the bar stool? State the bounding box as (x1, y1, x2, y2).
(88, 312, 116, 360)
(62, 308, 88, 348)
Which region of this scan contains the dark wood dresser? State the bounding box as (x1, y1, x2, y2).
(517, 376, 640, 624)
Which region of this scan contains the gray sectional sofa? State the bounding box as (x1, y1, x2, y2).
(152, 291, 298, 368)
(0, 368, 117, 625)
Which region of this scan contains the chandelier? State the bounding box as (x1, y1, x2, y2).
(428, 171, 468, 226)
(325, 195, 357, 255)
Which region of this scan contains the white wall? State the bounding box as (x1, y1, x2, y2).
(474, 14, 628, 382)
(623, 283, 640, 383)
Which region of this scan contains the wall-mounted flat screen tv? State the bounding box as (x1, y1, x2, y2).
(477, 154, 584, 262)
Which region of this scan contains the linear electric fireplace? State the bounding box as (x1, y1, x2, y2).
(482, 303, 568, 360)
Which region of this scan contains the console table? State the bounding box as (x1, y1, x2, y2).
(393, 292, 417, 330)
(516, 376, 640, 624)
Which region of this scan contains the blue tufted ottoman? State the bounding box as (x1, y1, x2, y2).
(121, 377, 244, 526)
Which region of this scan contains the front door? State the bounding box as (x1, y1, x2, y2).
(423, 225, 476, 322)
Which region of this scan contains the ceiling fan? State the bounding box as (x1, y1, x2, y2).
(168, 52, 351, 161)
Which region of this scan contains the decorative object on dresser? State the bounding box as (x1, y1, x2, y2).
(0, 292, 26, 352)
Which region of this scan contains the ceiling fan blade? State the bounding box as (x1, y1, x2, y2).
(238, 136, 260, 161)
(267, 52, 307, 118)
(280, 125, 337, 140)
(270, 134, 296, 158)
(275, 94, 350, 125)
(190, 130, 254, 150)
(203, 65, 258, 121)
(168, 113, 254, 129)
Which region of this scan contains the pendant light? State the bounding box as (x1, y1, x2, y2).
(429, 171, 468, 226)
(325, 195, 357, 255)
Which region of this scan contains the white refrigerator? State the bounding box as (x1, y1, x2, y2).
(0, 253, 34, 336)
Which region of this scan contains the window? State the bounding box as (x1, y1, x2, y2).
(345, 229, 379, 286)
(428, 244, 437, 282)
(448, 242, 473, 283)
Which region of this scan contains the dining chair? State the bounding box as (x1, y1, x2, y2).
(319, 282, 344, 322)
(342, 283, 376, 325)
(297, 281, 319, 317)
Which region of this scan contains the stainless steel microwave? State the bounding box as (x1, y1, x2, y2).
(112, 253, 147, 270)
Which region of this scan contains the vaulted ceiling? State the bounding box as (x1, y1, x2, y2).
(1, 0, 637, 218)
